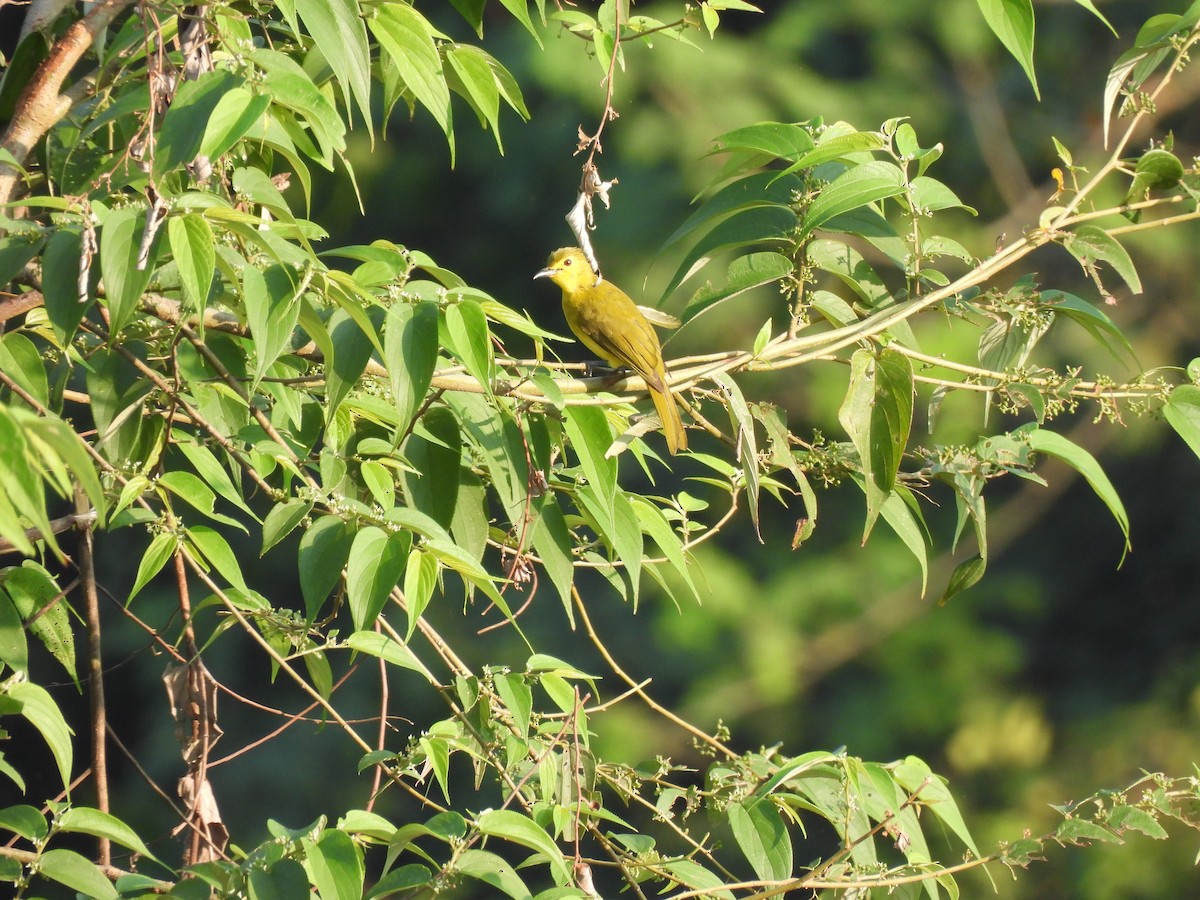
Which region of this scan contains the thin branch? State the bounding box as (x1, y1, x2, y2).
(75, 485, 110, 866)
(0, 509, 95, 556)
(573, 586, 735, 759)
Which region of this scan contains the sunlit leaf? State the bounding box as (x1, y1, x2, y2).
(346, 526, 409, 630)
(1021, 424, 1130, 554)
(1063, 225, 1142, 298)
(976, 0, 1039, 99)
(1, 682, 73, 789)
(304, 828, 365, 900)
(729, 800, 792, 881)
(475, 809, 571, 884)
(295, 0, 373, 131)
(35, 849, 116, 900)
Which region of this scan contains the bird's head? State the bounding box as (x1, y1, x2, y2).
(534, 247, 599, 292)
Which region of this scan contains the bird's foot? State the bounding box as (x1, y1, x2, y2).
(583, 360, 629, 381)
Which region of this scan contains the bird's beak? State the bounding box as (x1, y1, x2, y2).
(533, 266, 555, 280)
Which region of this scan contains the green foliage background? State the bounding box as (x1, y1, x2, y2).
(312, 3, 1200, 895)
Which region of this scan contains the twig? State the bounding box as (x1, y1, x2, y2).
(573, 585, 735, 758)
(75, 485, 110, 865)
(0, 510, 96, 556)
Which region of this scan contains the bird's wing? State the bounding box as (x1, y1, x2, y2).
(588, 321, 667, 392)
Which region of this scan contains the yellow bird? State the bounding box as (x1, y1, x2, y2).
(535, 247, 687, 454)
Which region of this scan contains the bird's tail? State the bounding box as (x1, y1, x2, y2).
(650, 382, 687, 455)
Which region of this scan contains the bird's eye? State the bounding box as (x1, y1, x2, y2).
(563, 257, 573, 266)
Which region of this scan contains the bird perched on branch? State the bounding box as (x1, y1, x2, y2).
(535, 246, 687, 454)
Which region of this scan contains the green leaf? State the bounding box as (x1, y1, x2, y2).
(878, 488, 929, 596)
(129, 532, 178, 601)
(839, 348, 913, 536)
(1102, 15, 1181, 145)
(1107, 804, 1169, 839)
(893, 756, 980, 857)
(976, 0, 1039, 99)
(1042, 289, 1136, 363)
(249, 859, 310, 900)
(714, 371, 761, 538)
(325, 306, 380, 420)
(909, 176, 977, 214)
(664, 205, 796, 298)
(295, 0, 373, 131)
(346, 526, 408, 630)
(444, 299, 494, 393)
(402, 548, 439, 639)
(659, 858, 733, 898)
(174, 436, 257, 519)
(361, 459, 395, 509)
(1165, 384, 1200, 464)
(494, 672, 533, 736)
(385, 301, 440, 436)
(729, 800, 792, 882)
(198, 87, 272, 161)
(496, 0, 543, 45)
(665, 172, 801, 255)
(401, 407, 466, 533)
(0, 412, 44, 556)
(0, 805, 47, 842)
(869, 348, 914, 496)
(803, 160, 906, 237)
(0, 332, 47, 407)
(563, 405, 618, 522)
(344, 630, 426, 675)
(243, 263, 302, 389)
(364, 864, 432, 899)
(2, 564, 75, 679)
(808, 238, 892, 309)
(860, 761, 932, 864)
(1055, 818, 1121, 845)
(0, 591, 27, 673)
(681, 251, 793, 325)
(262, 499, 313, 555)
(1063, 224, 1142, 298)
(1133, 148, 1184, 190)
(57, 807, 163, 864)
(1021, 425, 1130, 553)
(305, 648, 333, 700)
(304, 828, 365, 900)
(100, 205, 158, 335)
(475, 809, 571, 885)
(168, 214, 216, 320)
(454, 849, 530, 900)
(371, 4, 454, 161)
(774, 129, 888, 179)
(186, 525, 249, 591)
(158, 470, 245, 529)
(40, 227, 89, 345)
(939, 555, 987, 606)
(233, 166, 309, 234)
(155, 69, 241, 176)
(632, 496, 698, 602)
(252, 49, 347, 165)
(531, 498, 575, 619)
(709, 122, 815, 161)
(446, 44, 503, 150)
(2, 682, 72, 789)
(35, 848, 117, 900)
